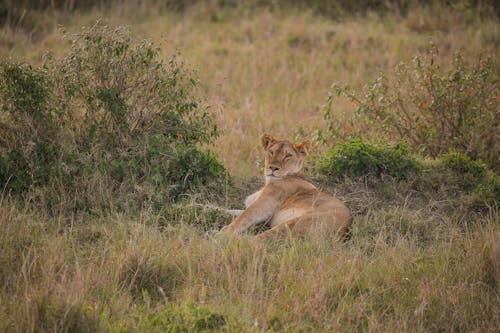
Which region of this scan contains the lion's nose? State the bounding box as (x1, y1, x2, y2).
(270, 165, 280, 172)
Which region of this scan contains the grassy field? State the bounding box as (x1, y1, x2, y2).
(1, 1, 499, 332)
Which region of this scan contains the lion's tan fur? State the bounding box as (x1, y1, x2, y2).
(218, 134, 352, 240)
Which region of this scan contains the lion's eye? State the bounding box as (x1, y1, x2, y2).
(269, 151, 274, 156)
(284, 154, 292, 160)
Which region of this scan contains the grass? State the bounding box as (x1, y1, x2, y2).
(1, 1, 499, 332)
(1, 189, 498, 332)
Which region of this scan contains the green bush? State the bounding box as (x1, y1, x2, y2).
(157, 144, 226, 198)
(325, 45, 499, 171)
(474, 176, 500, 208)
(421, 152, 488, 193)
(441, 151, 487, 179)
(318, 139, 420, 180)
(437, 152, 498, 205)
(0, 62, 62, 191)
(0, 24, 224, 212)
(48, 24, 217, 149)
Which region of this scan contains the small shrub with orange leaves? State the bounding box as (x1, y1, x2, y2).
(325, 45, 499, 171)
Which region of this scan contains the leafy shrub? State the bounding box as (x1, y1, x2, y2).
(441, 151, 487, 179)
(474, 176, 500, 208)
(418, 152, 488, 193)
(50, 24, 217, 148)
(164, 145, 226, 198)
(325, 45, 499, 171)
(0, 62, 62, 191)
(144, 303, 226, 332)
(437, 152, 498, 206)
(318, 138, 420, 180)
(0, 23, 224, 212)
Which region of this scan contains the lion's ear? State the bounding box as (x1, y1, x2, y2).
(295, 140, 311, 156)
(261, 134, 276, 149)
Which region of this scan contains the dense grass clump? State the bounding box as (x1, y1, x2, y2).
(0, 24, 225, 212)
(318, 139, 420, 180)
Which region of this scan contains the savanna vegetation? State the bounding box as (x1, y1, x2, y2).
(1, 1, 499, 332)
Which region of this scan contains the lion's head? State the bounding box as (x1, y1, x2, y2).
(260, 134, 310, 182)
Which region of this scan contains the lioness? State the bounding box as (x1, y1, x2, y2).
(218, 134, 352, 240)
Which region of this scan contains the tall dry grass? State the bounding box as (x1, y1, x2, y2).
(0, 193, 498, 332)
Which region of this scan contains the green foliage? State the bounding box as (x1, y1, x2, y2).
(474, 175, 500, 208)
(51, 25, 221, 204)
(0, 62, 61, 191)
(441, 151, 487, 179)
(432, 152, 496, 202)
(0, 24, 224, 212)
(165, 146, 227, 198)
(51, 24, 217, 147)
(318, 139, 420, 179)
(326, 45, 499, 171)
(144, 303, 226, 332)
(0, 62, 49, 117)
